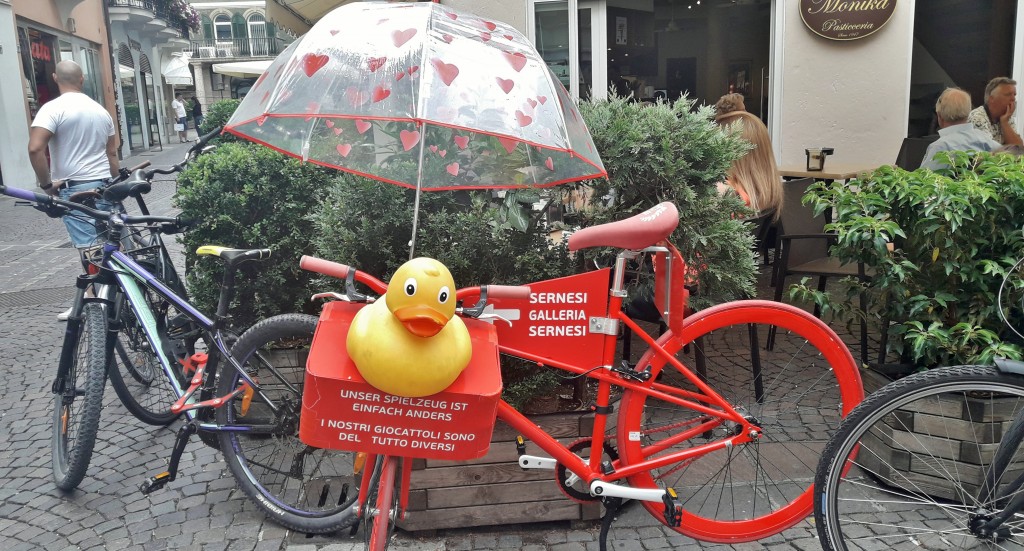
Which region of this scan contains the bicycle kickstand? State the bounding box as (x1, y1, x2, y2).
(139, 421, 196, 495)
(598, 496, 624, 551)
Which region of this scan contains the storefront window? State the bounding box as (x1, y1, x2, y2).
(80, 48, 104, 105)
(17, 26, 59, 119)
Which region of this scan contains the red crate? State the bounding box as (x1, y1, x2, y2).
(300, 301, 503, 460)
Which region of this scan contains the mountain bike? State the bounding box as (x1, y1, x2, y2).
(814, 257, 1024, 550)
(0, 184, 360, 534)
(294, 201, 865, 549)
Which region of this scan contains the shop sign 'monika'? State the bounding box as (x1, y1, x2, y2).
(800, 0, 897, 41)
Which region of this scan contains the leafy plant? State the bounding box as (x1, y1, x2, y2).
(174, 141, 335, 327)
(801, 150, 1024, 367)
(576, 93, 756, 308)
(198, 99, 241, 139)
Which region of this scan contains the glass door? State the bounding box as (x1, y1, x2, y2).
(529, 0, 605, 101)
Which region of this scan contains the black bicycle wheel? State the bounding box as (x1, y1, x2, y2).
(107, 300, 178, 426)
(217, 314, 361, 533)
(815, 365, 1024, 551)
(52, 302, 109, 491)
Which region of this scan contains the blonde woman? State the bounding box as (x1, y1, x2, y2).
(715, 111, 783, 217)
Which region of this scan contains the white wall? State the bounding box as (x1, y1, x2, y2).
(772, 0, 915, 169)
(0, 0, 33, 185)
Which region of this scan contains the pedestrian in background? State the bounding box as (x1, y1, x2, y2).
(968, 77, 1022, 146)
(171, 92, 189, 143)
(191, 96, 203, 132)
(27, 60, 120, 320)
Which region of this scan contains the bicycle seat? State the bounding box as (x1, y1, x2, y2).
(104, 180, 152, 202)
(568, 202, 679, 251)
(197, 245, 272, 270)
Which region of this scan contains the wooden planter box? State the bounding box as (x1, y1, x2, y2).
(395, 410, 601, 532)
(857, 369, 1023, 501)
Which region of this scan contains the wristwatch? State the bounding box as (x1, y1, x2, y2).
(39, 181, 53, 191)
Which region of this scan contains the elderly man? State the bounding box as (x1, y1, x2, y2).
(967, 76, 1022, 146)
(921, 87, 1000, 171)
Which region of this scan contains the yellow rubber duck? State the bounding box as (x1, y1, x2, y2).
(346, 257, 472, 397)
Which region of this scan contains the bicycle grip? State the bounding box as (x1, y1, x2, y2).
(300, 255, 350, 279)
(2, 185, 47, 202)
(485, 285, 532, 300)
(128, 161, 152, 172)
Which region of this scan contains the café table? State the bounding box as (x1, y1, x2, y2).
(779, 162, 886, 182)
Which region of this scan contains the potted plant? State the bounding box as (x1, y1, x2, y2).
(799, 150, 1024, 372)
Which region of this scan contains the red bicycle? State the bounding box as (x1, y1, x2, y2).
(298, 201, 864, 549)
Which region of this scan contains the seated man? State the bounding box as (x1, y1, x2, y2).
(921, 88, 1000, 171)
(967, 76, 1022, 146)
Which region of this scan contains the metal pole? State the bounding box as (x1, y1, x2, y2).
(408, 123, 427, 260)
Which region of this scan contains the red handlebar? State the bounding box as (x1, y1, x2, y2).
(485, 285, 532, 300)
(300, 255, 350, 279)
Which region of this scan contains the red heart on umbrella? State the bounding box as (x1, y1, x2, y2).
(431, 59, 460, 86)
(446, 162, 459, 176)
(480, 32, 491, 42)
(429, 145, 438, 152)
(503, 34, 514, 41)
(504, 52, 527, 72)
(527, 98, 538, 108)
(545, 157, 554, 171)
(260, 91, 270, 104)
(346, 87, 368, 107)
(408, 65, 419, 75)
(396, 71, 406, 81)
(355, 119, 372, 134)
(368, 57, 387, 72)
(538, 95, 548, 105)
(333, 127, 343, 136)
(515, 110, 533, 127)
(302, 53, 329, 77)
(400, 130, 420, 151)
(337, 144, 352, 157)
(329, 30, 339, 36)
(445, 12, 458, 20)
(482, 21, 497, 31)
(438, 150, 447, 158)
(372, 86, 391, 103)
(496, 78, 515, 94)
(255, 71, 267, 87)
(498, 137, 518, 153)
(325, 120, 335, 128)
(256, 116, 267, 127)
(392, 28, 417, 48)
(454, 135, 469, 149)
(442, 33, 454, 44)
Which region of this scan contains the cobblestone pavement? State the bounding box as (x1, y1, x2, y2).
(0, 140, 882, 550)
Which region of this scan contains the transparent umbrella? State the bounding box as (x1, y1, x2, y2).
(224, 1, 606, 256)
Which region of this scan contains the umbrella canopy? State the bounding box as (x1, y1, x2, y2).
(224, 1, 606, 192)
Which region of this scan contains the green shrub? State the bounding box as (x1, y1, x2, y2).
(174, 141, 334, 327)
(576, 93, 756, 307)
(801, 150, 1024, 367)
(199, 99, 241, 139)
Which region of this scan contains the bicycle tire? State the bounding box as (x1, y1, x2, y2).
(107, 300, 178, 426)
(616, 299, 863, 542)
(52, 302, 109, 491)
(216, 314, 360, 533)
(365, 456, 399, 551)
(814, 364, 1024, 551)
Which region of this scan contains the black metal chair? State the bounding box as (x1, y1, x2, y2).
(895, 135, 940, 171)
(768, 178, 871, 366)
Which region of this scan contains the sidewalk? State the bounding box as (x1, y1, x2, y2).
(0, 140, 825, 550)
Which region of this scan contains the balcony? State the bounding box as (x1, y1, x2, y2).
(108, 0, 158, 26)
(188, 37, 284, 60)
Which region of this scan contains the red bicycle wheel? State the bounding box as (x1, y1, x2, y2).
(616, 300, 863, 542)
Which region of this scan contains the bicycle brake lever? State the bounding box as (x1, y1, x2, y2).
(311, 292, 375, 304)
(475, 313, 513, 326)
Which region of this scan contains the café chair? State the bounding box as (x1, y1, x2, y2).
(895, 135, 939, 171)
(767, 178, 871, 366)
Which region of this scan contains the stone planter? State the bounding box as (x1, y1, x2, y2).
(395, 410, 601, 532)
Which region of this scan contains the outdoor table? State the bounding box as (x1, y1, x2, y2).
(779, 163, 886, 182)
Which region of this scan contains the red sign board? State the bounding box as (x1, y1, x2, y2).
(300, 301, 503, 460)
(489, 269, 611, 367)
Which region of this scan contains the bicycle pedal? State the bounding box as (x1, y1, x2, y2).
(515, 435, 526, 456)
(662, 487, 683, 527)
(139, 472, 172, 495)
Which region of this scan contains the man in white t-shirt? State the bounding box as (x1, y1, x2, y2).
(28, 60, 120, 319)
(171, 92, 189, 143)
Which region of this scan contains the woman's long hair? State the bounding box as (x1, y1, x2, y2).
(716, 111, 783, 216)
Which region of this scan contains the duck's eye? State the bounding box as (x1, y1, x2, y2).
(403, 278, 417, 296)
(437, 286, 450, 303)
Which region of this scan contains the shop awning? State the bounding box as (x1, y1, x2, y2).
(161, 52, 193, 85)
(266, 0, 379, 35)
(212, 60, 273, 78)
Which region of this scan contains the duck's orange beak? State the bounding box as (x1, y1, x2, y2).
(393, 305, 449, 337)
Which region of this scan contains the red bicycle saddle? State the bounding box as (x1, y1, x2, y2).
(568, 202, 679, 251)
